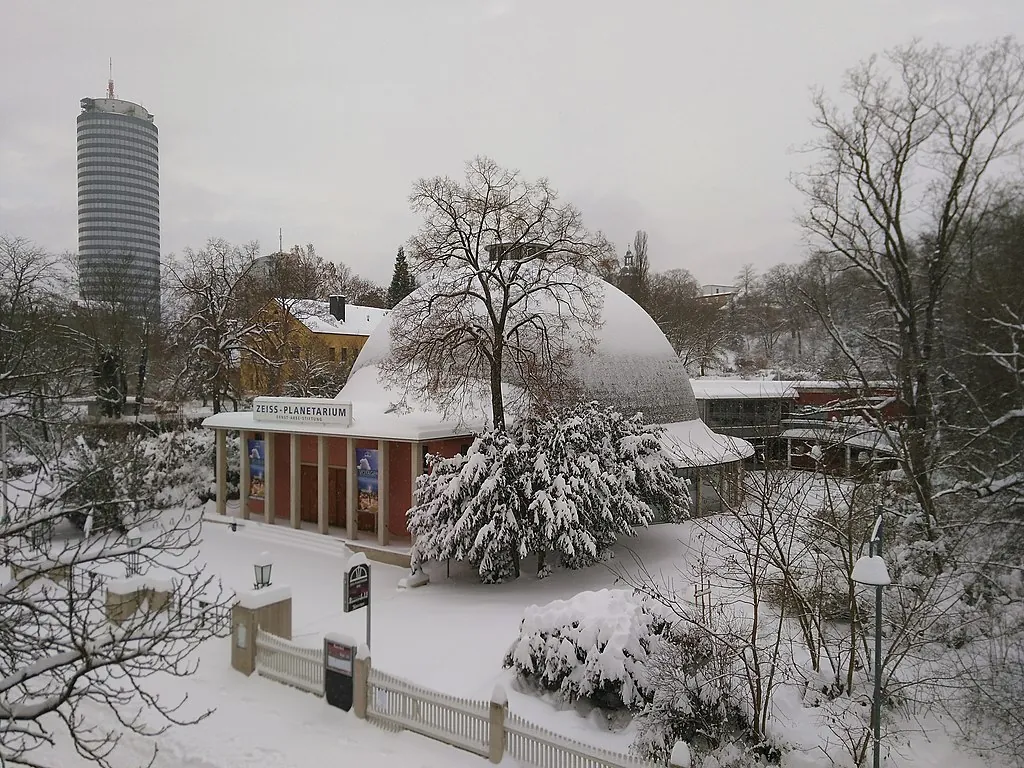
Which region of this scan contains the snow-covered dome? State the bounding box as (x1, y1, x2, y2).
(350, 275, 698, 425)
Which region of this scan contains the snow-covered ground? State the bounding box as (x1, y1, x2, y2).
(196, 507, 702, 753)
(14, 488, 1004, 767)
(45, 642, 493, 768)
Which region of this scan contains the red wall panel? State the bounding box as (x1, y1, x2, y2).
(388, 441, 412, 537)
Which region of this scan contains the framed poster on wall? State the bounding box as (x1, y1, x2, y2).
(248, 439, 266, 499)
(355, 447, 379, 516)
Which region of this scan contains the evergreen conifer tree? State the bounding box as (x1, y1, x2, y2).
(386, 247, 417, 308)
(409, 402, 692, 582)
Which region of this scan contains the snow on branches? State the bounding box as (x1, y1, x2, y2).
(408, 401, 691, 582)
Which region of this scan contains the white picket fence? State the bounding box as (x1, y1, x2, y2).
(366, 667, 663, 768)
(250, 629, 664, 768)
(254, 630, 323, 696)
(505, 711, 662, 768)
(367, 667, 491, 757)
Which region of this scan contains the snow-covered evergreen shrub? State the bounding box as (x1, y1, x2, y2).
(61, 436, 154, 532)
(503, 589, 672, 711)
(60, 428, 240, 532)
(632, 621, 745, 763)
(409, 401, 691, 581)
(410, 429, 532, 583)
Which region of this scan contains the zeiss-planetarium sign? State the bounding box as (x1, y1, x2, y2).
(252, 397, 353, 427)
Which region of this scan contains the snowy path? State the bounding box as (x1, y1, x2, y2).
(49, 643, 492, 768)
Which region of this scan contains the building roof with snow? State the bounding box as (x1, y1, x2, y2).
(286, 298, 389, 338)
(690, 379, 798, 400)
(351, 274, 700, 426)
(206, 271, 754, 467)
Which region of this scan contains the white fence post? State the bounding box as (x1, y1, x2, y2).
(354, 646, 370, 719)
(489, 684, 507, 764)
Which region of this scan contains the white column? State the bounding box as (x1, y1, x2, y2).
(317, 435, 328, 535)
(290, 433, 300, 529)
(377, 439, 389, 546)
(240, 430, 251, 520)
(215, 429, 227, 517)
(409, 442, 422, 549)
(265, 433, 276, 524)
(346, 438, 356, 539)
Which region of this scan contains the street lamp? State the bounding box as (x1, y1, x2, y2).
(852, 513, 889, 768)
(254, 551, 273, 590)
(126, 527, 142, 577)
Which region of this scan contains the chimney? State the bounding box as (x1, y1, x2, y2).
(328, 295, 347, 322)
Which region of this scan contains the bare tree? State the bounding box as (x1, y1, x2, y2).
(66, 249, 163, 419)
(0, 237, 78, 409)
(796, 38, 1024, 537)
(167, 238, 269, 412)
(380, 156, 613, 430)
(0, 427, 232, 768)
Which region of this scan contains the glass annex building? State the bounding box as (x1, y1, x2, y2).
(77, 96, 160, 316)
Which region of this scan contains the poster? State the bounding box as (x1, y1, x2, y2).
(355, 447, 379, 514)
(247, 439, 266, 499)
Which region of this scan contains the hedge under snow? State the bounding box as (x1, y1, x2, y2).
(504, 589, 669, 711)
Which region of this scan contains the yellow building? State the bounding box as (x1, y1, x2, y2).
(240, 295, 390, 396)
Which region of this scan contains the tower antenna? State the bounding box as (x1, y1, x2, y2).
(279, 228, 283, 253)
(107, 58, 115, 99)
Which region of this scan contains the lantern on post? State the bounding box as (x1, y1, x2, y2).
(851, 514, 889, 768)
(253, 551, 273, 590)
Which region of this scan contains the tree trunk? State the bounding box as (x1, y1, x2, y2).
(134, 341, 148, 418)
(489, 347, 505, 431)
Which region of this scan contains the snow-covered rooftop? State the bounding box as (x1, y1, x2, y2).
(780, 425, 897, 453)
(286, 299, 390, 338)
(660, 419, 755, 466)
(690, 379, 798, 400)
(352, 272, 699, 425)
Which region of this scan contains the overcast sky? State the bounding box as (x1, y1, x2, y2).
(1, 1, 1019, 286)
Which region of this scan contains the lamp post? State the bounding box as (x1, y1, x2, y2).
(126, 527, 142, 577)
(254, 551, 273, 590)
(852, 514, 889, 768)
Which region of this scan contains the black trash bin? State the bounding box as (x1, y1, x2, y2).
(324, 636, 356, 711)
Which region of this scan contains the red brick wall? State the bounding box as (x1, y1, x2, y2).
(329, 437, 346, 466)
(300, 435, 317, 464)
(423, 436, 472, 464)
(795, 386, 904, 422)
(388, 441, 412, 537)
(296, 435, 348, 467)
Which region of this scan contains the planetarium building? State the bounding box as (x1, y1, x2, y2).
(203, 276, 752, 565)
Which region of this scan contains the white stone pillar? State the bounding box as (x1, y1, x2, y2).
(265, 433, 276, 524)
(409, 442, 423, 546)
(317, 435, 328, 535)
(346, 438, 356, 539)
(240, 430, 251, 520)
(377, 439, 389, 547)
(290, 434, 300, 529)
(215, 429, 227, 517)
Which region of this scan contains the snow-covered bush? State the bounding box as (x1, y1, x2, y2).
(503, 589, 671, 711)
(59, 428, 239, 532)
(409, 401, 691, 582)
(633, 621, 745, 763)
(144, 427, 240, 507)
(60, 436, 153, 532)
(411, 429, 532, 583)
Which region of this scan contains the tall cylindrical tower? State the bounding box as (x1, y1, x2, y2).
(77, 95, 160, 315)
